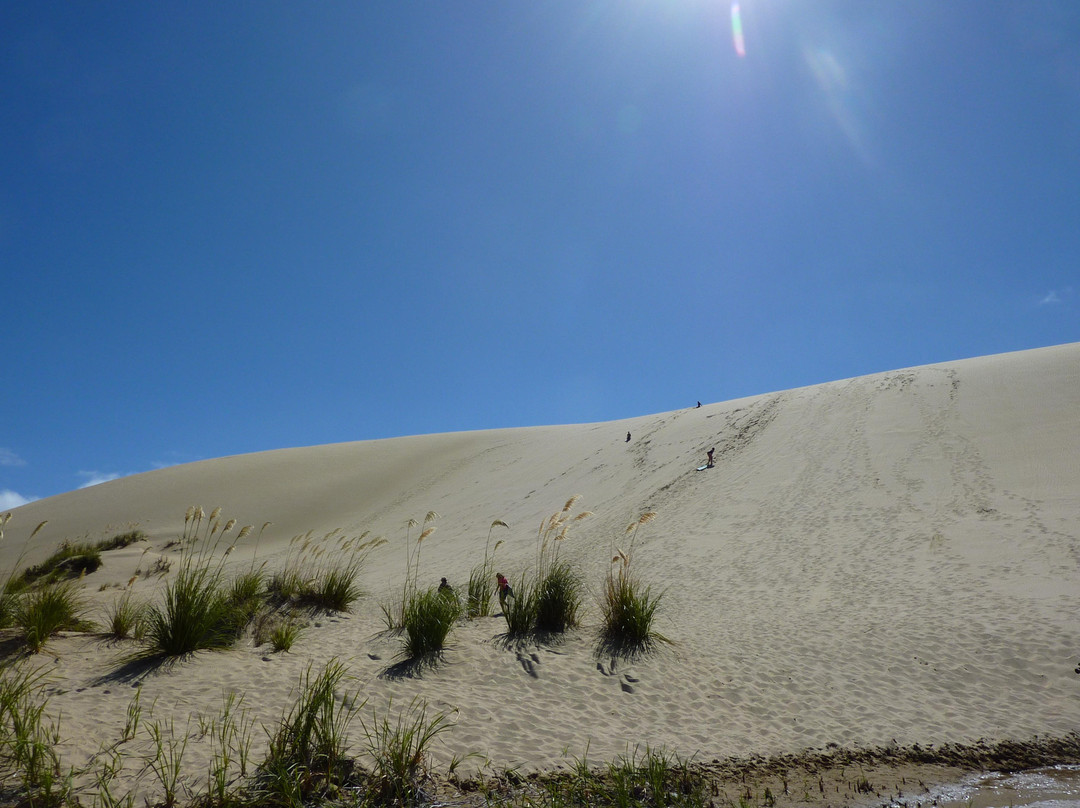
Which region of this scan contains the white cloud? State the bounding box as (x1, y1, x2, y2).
(77, 471, 123, 488)
(0, 490, 35, 509)
(1039, 287, 1073, 305)
(0, 449, 26, 467)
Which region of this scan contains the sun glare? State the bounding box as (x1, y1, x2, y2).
(731, 3, 746, 57)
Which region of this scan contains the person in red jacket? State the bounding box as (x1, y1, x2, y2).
(495, 572, 515, 608)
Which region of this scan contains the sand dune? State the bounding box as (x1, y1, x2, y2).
(3, 342, 1078, 802)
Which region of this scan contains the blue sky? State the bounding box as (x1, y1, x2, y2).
(2, 1, 1078, 506)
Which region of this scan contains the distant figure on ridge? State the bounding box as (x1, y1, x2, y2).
(626, 431, 631, 442)
(496, 572, 515, 609)
(696, 401, 701, 408)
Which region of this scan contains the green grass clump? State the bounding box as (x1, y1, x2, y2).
(270, 618, 303, 652)
(258, 659, 361, 803)
(535, 560, 583, 634)
(597, 557, 667, 661)
(229, 569, 266, 626)
(500, 574, 538, 638)
(359, 697, 455, 806)
(20, 543, 102, 585)
(104, 590, 148, 640)
(466, 519, 509, 619)
(300, 555, 365, 612)
(466, 564, 493, 619)
(0, 664, 73, 805)
(401, 586, 462, 664)
(269, 531, 378, 615)
(95, 529, 146, 551)
(499, 498, 590, 640)
(15, 581, 91, 653)
(19, 529, 146, 587)
(145, 562, 238, 657)
(266, 568, 305, 603)
(551, 746, 708, 808)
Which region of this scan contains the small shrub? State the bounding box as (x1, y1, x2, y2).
(16, 581, 90, 652)
(401, 587, 462, 663)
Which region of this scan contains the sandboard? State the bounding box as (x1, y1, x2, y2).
(697, 465, 710, 471)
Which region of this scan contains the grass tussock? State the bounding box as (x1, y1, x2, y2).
(466, 519, 509, 619)
(535, 559, 583, 634)
(257, 659, 361, 805)
(268, 530, 380, 614)
(19, 528, 147, 587)
(544, 746, 709, 808)
(146, 561, 238, 657)
(142, 509, 257, 658)
(597, 514, 669, 661)
(500, 573, 538, 638)
(144, 513, 376, 659)
(0, 664, 73, 806)
(381, 514, 439, 632)
(359, 697, 456, 806)
(104, 591, 148, 641)
(15, 580, 91, 653)
(401, 586, 463, 664)
(500, 498, 589, 641)
(269, 618, 303, 652)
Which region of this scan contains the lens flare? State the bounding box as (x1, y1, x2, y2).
(731, 3, 746, 57)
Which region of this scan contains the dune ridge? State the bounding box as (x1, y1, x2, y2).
(3, 342, 1079, 804)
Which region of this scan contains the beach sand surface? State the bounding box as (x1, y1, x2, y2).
(3, 342, 1078, 805)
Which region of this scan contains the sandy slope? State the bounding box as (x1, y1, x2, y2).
(2, 342, 1078, 803)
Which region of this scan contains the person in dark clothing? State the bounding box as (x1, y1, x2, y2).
(706, 447, 715, 467)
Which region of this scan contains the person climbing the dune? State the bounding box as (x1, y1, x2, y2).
(495, 572, 515, 608)
(706, 447, 715, 468)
